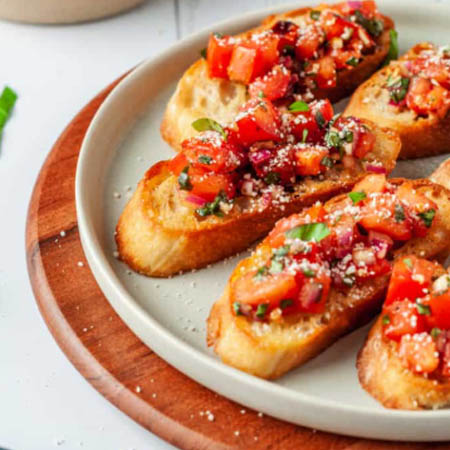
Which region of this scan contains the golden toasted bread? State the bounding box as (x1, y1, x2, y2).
(345, 43, 450, 159)
(116, 121, 399, 277)
(161, 7, 394, 151)
(206, 169, 450, 380)
(357, 319, 450, 410)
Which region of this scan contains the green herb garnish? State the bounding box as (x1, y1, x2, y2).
(346, 57, 359, 67)
(302, 268, 316, 278)
(258, 90, 265, 98)
(269, 259, 284, 274)
(196, 191, 228, 217)
(178, 166, 192, 191)
(321, 156, 334, 168)
(403, 258, 413, 269)
(285, 222, 330, 242)
(264, 171, 281, 185)
(233, 302, 243, 316)
(325, 130, 341, 148)
(192, 117, 227, 140)
(383, 29, 399, 67)
(198, 155, 213, 165)
(302, 128, 309, 143)
(280, 299, 293, 310)
(273, 245, 290, 258)
(310, 10, 321, 20)
(200, 47, 207, 59)
(256, 303, 269, 319)
(282, 44, 295, 56)
(348, 191, 367, 205)
(315, 111, 326, 128)
(382, 315, 391, 325)
(354, 10, 384, 37)
(394, 203, 405, 222)
(288, 101, 309, 112)
(418, 209, 436, 228)
(387, 77, 410, 103)
(254, 266, 269, 280)
(0, 86, 17, 151)
(431, 327, 442, 338)
(416, 300, 431, 316)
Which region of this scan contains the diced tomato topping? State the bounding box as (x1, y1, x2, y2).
(231, 271, 299, 309)
(253, 32, 280, 77)
(236, 98, 282, 146)
(352, 174, 386, 194)
(250, 145, 296, 185)
(188, 167, 236, 202)
(206, 34, 235, 79)
(334, 117, 375, 159)
(430, 291, 450, 330)
(272, 20, 300, 51)
(248, 65, 291, 101)
(385, 256, 436, 306)
(406, 77, 449, 118)
(398, 333, 439, 374)
(316, 55, 337, 89)
(310, 98, 334, 122)
(181, 131, 244, 173)
(359, 193, 413, 241)
(297, 271, 331, 314)
(168, 152, 189, 176)
(227, 45, 258, 84)
(294, 146, 328, 176)
(383, 300, 427, 341)
(358, 257, 391, 280)
(295, 24, 323, 60)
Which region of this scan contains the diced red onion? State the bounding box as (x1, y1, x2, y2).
(336, 229, 354, 258)
(299, 282, 322, 308)
(185, 194, 207, 207)
(261, 192, 273, 208)
(249, 148, 272, 166)
(366, 164, 387, 174)
(368, 231, 393, 259)
(404, 61, 413, 72)
(348, 0, 363, 9)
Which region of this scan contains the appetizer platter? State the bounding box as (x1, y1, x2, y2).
(75, 0, 450, 442)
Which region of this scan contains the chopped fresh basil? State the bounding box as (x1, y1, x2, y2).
(288, 101, 309, 112)
(280, 299, 293, 310)
(178, 166, 192, 191)
(416, 300, 431, 316)
(431, 327, 442, 338)
(354, 10, 384, 37)
(264, 171, 281, 185)
(403, 257, 413, 269)
(282, 44, 295, 56)
(346, 57, 359, 67)
(344, 130, 354, 143)
(258, 90, 265, 98)
(273, 245, 290, 258)
(348, 191, 367, 205)
(254, 266, 269, 280)
(310, 10, 321, 20)
(328, 113, 341, 128)
(321, 156, 334, 169)
(325, 130, 341, 148)
(418, 209, 436, 228)
(387, 76, 410, 103)
(233, 302, 243, 316)
(200, 47, 207, 59)
(315, 111, 326, 129)
(192, 117, 227, 140)
(382, 315, 391, 325)
(256, 303, 268, 319)
(302, 128, 309, 143)
(383, 29, 399, 67)
(269, 259, 284, 274)
(394, 203, 405, 222)
(195, 191, 228, 217)
(0, 86, 17, 150)
(302, 268, 316, 278)
(285, 222, 330, 242)
(198, 155, 213, 165)
(213, 32, 223, 39)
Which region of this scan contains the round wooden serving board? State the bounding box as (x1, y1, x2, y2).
(26, 76, 450, 450)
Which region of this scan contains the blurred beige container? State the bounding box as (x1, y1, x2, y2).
(0, 0, 145, 23)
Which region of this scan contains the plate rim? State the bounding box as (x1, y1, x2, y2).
(76, 0, 450, 441)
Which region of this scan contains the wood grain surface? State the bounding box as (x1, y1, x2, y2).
(25, 77, 450, 450)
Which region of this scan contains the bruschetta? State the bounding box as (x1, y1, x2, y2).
(345, 42, 450, 159)
(207, 169, 450, 379)
(161, 1, 395, 151)
(116, 98, 400, 277)
(357, 257, 450, 410)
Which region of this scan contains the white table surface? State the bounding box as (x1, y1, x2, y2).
(0, 1, 292, 449)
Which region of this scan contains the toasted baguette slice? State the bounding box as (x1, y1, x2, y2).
(357, 159, 450, 410)
(116, 122, 399, 277)
(345, 43, 450, 159)
(207, 172, 450, 380)
(161, 7, 394, 151)
(357, 318, 450, 410)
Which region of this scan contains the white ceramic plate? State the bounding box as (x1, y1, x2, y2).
(76, 1, 450, 441)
